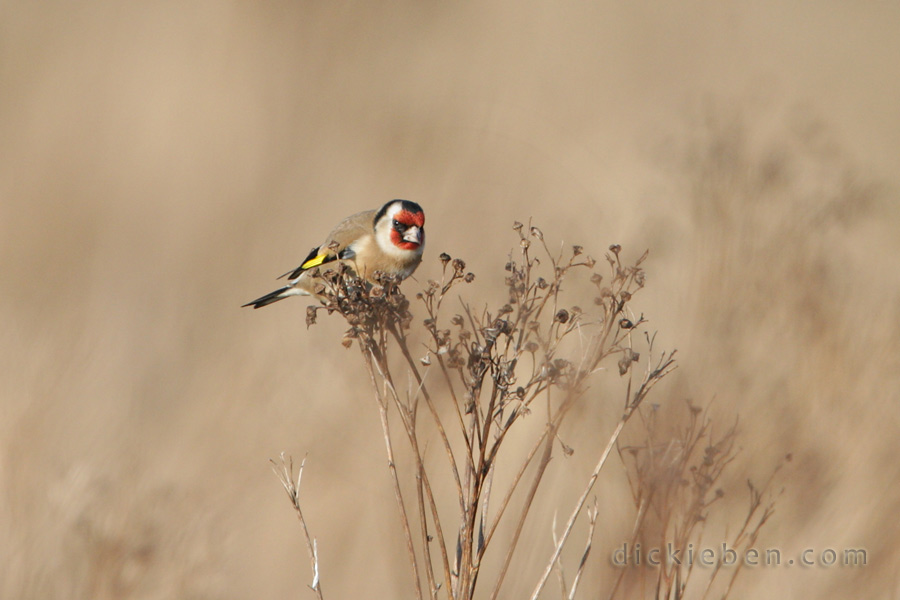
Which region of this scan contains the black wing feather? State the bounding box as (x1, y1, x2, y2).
(276, 246, 329, 280)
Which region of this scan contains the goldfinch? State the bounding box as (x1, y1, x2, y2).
(243, 199, 425, 308)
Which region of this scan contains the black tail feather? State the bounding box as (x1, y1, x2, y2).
(242, 286, 292, 309)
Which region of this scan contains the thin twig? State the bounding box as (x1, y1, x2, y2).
(362, 349, 424, 600)
(529, 417, 629, 600)
(270, 454, 325, 600)
(568, 499, 599, 600)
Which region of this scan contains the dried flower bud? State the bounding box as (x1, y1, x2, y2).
(513, 221, 524, 231)
(536, 277, 548, 289)
(504, 262, 514, 272)
(306, 306, 318, 327)
(524, 341, 539, 353)
(620, 291, 632, 302)
(420, 354, 432, 366)
(464, 273, 475, 283)
(520, 239, 530, 249)
(619, 318, 633, 329)
(496, 319, 512, 335)
(609, 244, 621, 255)
(634, 270, 646, 286)
(590, 273, 603, 284)
(439, 252, 451, 265)
(572, 245, 583, 256)
(451, 315, 464, 326)
(370, 286, 384, 297)
(452, 258, 466, 272)
(554, 309, 569, 323)
(530, 226, 543, 240)
(553, 358, 570, 371)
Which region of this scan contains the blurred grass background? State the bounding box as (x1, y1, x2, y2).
(2, 1, 898, 598)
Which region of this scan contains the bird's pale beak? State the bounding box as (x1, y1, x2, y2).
(402, 227, 423, 245)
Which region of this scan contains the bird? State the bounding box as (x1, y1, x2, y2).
(243, 199, 425, 309)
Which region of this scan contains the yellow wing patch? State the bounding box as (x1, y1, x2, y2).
(301, 253, 330, 270)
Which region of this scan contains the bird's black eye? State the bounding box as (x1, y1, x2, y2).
(392, 219, 404, 230)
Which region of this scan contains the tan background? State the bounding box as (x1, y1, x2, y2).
(2, 1, 899, 598)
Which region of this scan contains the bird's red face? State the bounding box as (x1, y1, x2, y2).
(390, 209, 425, 250)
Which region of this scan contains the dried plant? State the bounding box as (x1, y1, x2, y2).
(611, 402, 787, 600)
(273, 222, 780, 600)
